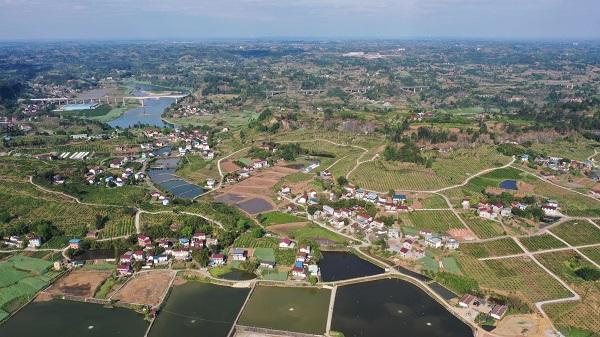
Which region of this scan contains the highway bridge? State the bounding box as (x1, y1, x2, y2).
(20, 94, 188, 107)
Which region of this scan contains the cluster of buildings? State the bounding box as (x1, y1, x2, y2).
(473, 200, 513, 220)
(389, 228, 459, 259)
(225, 158, 270, 184)
(0, 234, 42, 249)
(527, 155, 594, 174)
(116, 233, 218, 276)
(279, 239, 319, 280)
(85, 164, 145, 188)
(459, 294, 508, 321)
(143, 129, 216, 160)
(340, 185, 410, 213)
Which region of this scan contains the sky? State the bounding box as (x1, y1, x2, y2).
(0, 0, 599, 40)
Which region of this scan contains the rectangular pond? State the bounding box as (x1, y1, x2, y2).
(147, 157, 205, 199)
(319, 251, 385, 282)
(0, 299, 148, 337)
(239, 286, 330, 335)
(148, 281, 249, 337)
(332, 279, 473, 337)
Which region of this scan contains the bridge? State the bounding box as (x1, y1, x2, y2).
(266, 86, 369, 98)
(20, 94, 189, 107)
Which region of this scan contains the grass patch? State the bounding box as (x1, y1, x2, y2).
(258, 211, 306, 226)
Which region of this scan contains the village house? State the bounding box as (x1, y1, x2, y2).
(425, 236, 443, 249)
(279, 238, 296, 249)
(27, 235, 41, 248)
(120, 251, 133, 264)
(446, 238, 460, 250)
(210, 253, 226, 266)
(231, 248, 248, 261)
(68, 238, 81, 249)
(490, 304, 508, 320)
(172, 248, 191, 261)
(138, 234, 152, 248)
(280, 185, 291, 194)
(459, 294, 480, 308)
(117, 263, 133, 276)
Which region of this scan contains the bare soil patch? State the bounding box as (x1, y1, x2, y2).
(216, 165, 300, 215)
(267, 222, 308, 236)
(493, 314, 552, 337)
(46, 270, 111, 298)
(448, 228, 476, 241)
(221, 159, 240, 173)
(112, 270, 174, 306)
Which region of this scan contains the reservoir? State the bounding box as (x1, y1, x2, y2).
(148, 281, 249, 337)
(319, 251, 384, 282)
(332, 279, 473, 337)
(108, 83, 178, 129)
(0, 299, 148, 337)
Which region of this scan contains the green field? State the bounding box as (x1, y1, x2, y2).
(521, 175, 600, 217)
(519, 234, 567, 252)
(550, 221, 600, 246)
(254, 248, 275, 262)
(458, 255, 572, 304)
(536, 250, 597, 285)
(288, 223, 347, 244)
(234, 233, 279, 249)
(0, 256, 59, 313)
(420, 256, 439, 273)
(258, 211, 306, 226)
(459, 238, 523, 258)
(349, 147, 509, 191)
(579, 246, 600, 265)
(400, 210, 465, 233)
(458, 212, 505, 239)
(239, 286, 331, 334)
(441, 257, 462, 274)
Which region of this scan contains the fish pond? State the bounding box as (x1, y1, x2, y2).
(0, 299, 148, 337)
(239, 286, 330, 334)
(148, 281, 249, 337)
(147, 156, 205, 199)
(331, 279, 473, 337)
(319, 251, 385, 282)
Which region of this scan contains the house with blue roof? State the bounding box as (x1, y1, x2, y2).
(392, 193, 407, 204)
(68, 238, 81, 249)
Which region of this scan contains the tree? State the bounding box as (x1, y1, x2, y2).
(192, 249, 210, 267)
(250, 227, 265, 238)
(336, 176, 348, 187)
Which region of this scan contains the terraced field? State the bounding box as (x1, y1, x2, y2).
(349, 147, 510, 192)
(457, 212, 505, 239)
(459, 238, 523, 258)
(458, 255, 572, 304)
(550, 220, 600, 246)
(519, 234, 567, 252)
(399, 210, 465, 233)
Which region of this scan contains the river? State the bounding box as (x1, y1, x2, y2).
(108, 83, 178, 129)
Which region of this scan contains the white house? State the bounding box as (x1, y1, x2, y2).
(279, 238, 296, 249)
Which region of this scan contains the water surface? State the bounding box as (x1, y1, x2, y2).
(332, 279, 473, 337)
(148, 282, 249, 337)
(0, 299, 148, 337)
(108, 84, 177, 128)
(319, 251, 384, 282)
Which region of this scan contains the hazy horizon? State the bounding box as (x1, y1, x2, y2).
(1, 0, 599, 40)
